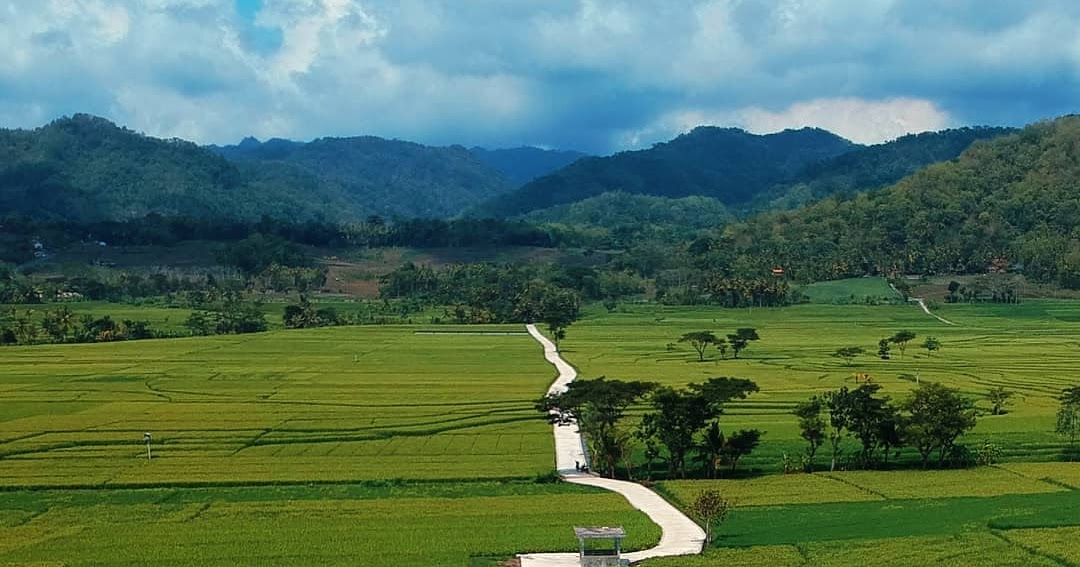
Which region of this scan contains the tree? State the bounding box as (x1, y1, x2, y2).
(714, 337, 730, 360)
(691, 377, 760, 409)
(1056, 386, 1080, 451)
(832, 346, 865, 367)
(688, 489, 733, 545)
(679, 331, 718, 362)
(890, 330, 917, 358)
(875, 409, 906, 467)
(726, 328, 760, 359)
(184, 311, 215, 336)
(946, 281, 961, 303)
(903, 382, 977, 467)
(877, 338, 892, 360)
(644, 387, 714, 478)
(823, 387, 855, 472)
(922, 337, 942, 357)
(540, 288, 581, 350)
(516, 283, 581, 350)
(987, 387, 1013, 416)
(721, 429, 762, 473)
(698, 421, 725, 479)
(846, 384, 891, 466)
(794, 398, 826, 472)
(536, 377, 654, 478)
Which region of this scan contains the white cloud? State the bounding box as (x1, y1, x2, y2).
(0, 0, 1076, 152)
(619, 97, 953, 148)
(736, 97, 953, 144)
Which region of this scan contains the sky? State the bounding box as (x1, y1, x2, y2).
(0, 0, 1077, 154)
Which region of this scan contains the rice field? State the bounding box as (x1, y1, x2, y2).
(644, 467, 1080, 567)
(562, 300, 1080, 468)
(4, 298, 1080, 565)
(0, 326, 557, 487)
(0, 482, 660, 567)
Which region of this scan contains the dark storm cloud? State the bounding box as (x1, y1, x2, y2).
(0, 1, 1076, 152)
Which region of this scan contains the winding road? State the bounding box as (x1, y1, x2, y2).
(518, 324, 706, 566)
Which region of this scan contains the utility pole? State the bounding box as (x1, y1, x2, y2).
(144, 432, 152, 461)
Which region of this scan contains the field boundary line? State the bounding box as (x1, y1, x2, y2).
(988, 530, 1075, 567)
(518, 324, 706, 566)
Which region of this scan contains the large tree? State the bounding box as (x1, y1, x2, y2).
(833, 346, 865, 367)
(679, 331, 718, 362)
(727, 328, 760, 359)
(535, 377, 654, 477)
(823, 387, 855, 472)
(890, 330, 917, 358)
(903, 382, 977, 467)
(794, 398, 826, 472)
(643, 387, 715, 478)
(1056, 386, 1080, 452)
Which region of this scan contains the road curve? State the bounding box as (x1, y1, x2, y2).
(519, 324, 706, 566)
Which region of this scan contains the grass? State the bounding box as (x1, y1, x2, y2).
(796, 277, 899, 304)
(0, 482, 660, 566)
(643, 467, 1080, 567)
(562, 300, 1080, 471)
(6, 297, 1080, 564)
(0, 325, 560, 486)
(0, 325, 663, 565)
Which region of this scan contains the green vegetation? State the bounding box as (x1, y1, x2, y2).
(477, 126, 855, 217)
(524, 191, 734, 243)
(722, 116, 1080, 286)
(646, 467, 1079, 566)
(0, 325, 664, 565)
(0, 483, 658, 566)
(215, 135, 517, 219)
(748, 126, 1016, 212)
(0, 326, 560, 486)
(469, 146, 587, 187)
(797, 277, 899, 305)
(558, 301, 1080, 471)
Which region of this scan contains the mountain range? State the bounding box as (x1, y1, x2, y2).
(0, 113, 1019, 225)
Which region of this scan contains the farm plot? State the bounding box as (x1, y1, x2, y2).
(0, 482, 661, 567)
(644, 468, 1080, 567)
(562, 301, 1080, 469)
(0, 326, 557, 487)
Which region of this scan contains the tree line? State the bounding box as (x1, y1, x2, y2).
(537, 376, 762, 479)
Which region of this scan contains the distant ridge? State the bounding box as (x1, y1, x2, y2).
(472, 126, 858, 218)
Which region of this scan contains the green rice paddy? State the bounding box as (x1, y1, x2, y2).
(3, 298, 1079, 565)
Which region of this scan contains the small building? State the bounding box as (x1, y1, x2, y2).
(573, 526, 627, 567)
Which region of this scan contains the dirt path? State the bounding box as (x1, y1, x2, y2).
(890, 284, 957, 326)
(912, 297, 956, 326)
(519, 325, 705, 566)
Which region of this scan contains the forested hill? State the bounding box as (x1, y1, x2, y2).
(524, 192, 733, 242)
(471, 127, 858, 217)
(749, 126, 1018, 212)
(713, 116, 1080, 287)
(0, 115, 365, 222)
(213, 137, 515, 218)
(469, 146, 588, 186)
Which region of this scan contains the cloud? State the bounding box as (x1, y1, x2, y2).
(737, 98, 953, 145)
(0, 0, 1077, 153)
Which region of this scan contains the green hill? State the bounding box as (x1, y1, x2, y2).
(749, 126, 1017, 212)
(0, 115, 358, 222)
(717, 116, 1080, 287)
(474, 126, 858, 217)
(524, 191, 733, 242)
(469, 146, 588, 187)
(214, 136, 515, 219)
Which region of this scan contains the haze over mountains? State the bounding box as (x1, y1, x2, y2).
(0, 113, 1028, 227)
